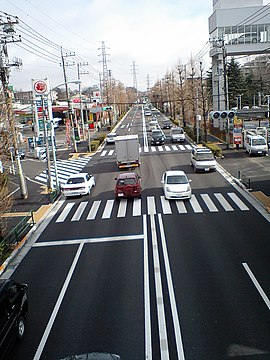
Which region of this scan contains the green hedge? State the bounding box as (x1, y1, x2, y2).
(90, 140, 100, 151)
(205, 142, 223, 158)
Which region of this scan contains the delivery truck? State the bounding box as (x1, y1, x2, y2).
(115, 134, 140, 169)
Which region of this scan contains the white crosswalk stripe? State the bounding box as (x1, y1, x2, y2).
(35, 157, 91, 186)
(54, 192, 250, 223)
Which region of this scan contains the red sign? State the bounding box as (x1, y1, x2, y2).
(34, 80, 47, 94)
(234, 135, 242, 144)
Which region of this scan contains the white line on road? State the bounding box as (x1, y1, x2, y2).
(71, 201, 88, 221)
(33, 242, 84, 360)
(242, 263, 270, 311)
(158, 214, 186, 359)
(150, 214, 169, 359)
(102, 199, 114, 218)
(87, 201, 101, 220)
(228, 192, 249, 211)
(143, 215, 152, 360)
(55, 202, 75, 223)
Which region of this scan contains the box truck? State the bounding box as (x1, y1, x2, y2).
(115, 134, 140, 169)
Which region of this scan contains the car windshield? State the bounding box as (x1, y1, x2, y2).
(167, 175, 188, 184)
(252, 138, 266, 145)
(172, 129, 183, 134)
(117, 178, 136, 186)
(196, 153, 214, 161)
(67, 177, 85, 184)
(153, 131, 163, 136)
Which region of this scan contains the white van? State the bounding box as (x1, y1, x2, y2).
(149, 120, 159, 131)
(244, 134, 268, 156)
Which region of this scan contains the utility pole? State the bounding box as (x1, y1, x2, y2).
(0, 15, 28, 198)
(200, 62, 208, 143)
(77, 62, 89, 140)
(177, 64, 186, 127)
(60, 48, 77, 152)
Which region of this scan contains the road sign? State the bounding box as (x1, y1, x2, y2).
(34, 80, 47, 94)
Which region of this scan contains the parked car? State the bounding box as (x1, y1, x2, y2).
(61, 173, 95, 197)
(161, 170, 192, 200)
(170, 127, 185, 142)
(151, 129, 165, 145)
(114, 172, 142, 199)
(106, 133, 117, 144)
(190, 147, 217, 172)
(0, 279, 28, 360)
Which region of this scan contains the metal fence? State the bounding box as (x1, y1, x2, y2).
(0, 211, 35, 263)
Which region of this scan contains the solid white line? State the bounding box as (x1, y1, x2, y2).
(143, 215, 152, 360)
(102, 199, 114, 218)
(228, 192, 249, 211)
(133, 198, 141, 216)
(214, 193, 234, 211)
(243, 263, 270, 310)
(55, 202, 75, 223)
(71, 202, 88, 221)
(200, 194, 218, 212)
(150, 214, 169, 359)
(160, 196, 172, 214)
(33, 242, 84, 360)
(86, 200, 101, 220)
(147, 196, 156, 215)
(176, 201, 187, 214)
(158, 214, 186, 359)
(117, 199, 127, 217)
(189, 195, 203, 213)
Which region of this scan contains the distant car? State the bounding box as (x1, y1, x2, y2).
(61, 172, 95, 197)
(144, 110, 152, 116)
(161, 170, 192, 200)
(106, 133, 117, 144)
(149, 119, 159, 131)
(190, 147, 217, 172)
(162, 120, 172, 129)
(170, 127, 185, 142)
(60, 353, 121, 360)
(0, 279, 28, 360)
(114, 172, 142, 199)
(151, 129, 165, 145)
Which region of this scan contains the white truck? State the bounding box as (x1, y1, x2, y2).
(115, 134, 140, 169)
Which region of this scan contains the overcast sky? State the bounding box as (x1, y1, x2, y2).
(2, 0, 215, 92)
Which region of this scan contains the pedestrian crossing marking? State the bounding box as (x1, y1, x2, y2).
(87, 200, 101, 220)
(102, 199, 114, 219)
(214, 193, 234, 211)
(71, 202, 87, 221)
(158, 146, 164, 152)
(200, 193, 218, 212)
(172, 145, 178, 151)
(151, 146, 156, 152)
(54, 192, 250, 223)
(178, 145, 185, 150)
(108, 149, 114, 156)
(164, 146, 171, 151)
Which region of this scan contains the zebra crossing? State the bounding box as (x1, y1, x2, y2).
(35, 157, 92, 186)
(55, 192, 250, 223)
(99, 144, 192, 157)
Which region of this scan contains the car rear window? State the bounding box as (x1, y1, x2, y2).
(67, 177, 85, 184)
(117, 178, 136, 186)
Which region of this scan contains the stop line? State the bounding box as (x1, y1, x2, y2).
(55, 192, 250, 223)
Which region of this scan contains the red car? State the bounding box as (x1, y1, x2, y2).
(114, 172, 142, 199)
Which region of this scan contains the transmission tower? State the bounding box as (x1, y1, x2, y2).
(98, 41, 110, 103)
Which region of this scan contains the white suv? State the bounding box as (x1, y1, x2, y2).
(190, 147, 217, 172)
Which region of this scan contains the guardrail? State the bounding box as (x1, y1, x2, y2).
(0, 211, 35, 264)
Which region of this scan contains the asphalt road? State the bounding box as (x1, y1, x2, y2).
(4, 106, 270, 360)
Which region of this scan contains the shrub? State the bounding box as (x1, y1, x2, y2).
(205, 142, 223, 158)
(90, 140, 100, 151)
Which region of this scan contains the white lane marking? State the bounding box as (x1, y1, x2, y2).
(102, 199, 114, 218)
(185, 144, 192, 150)
(133, 198, 141, 216)
(158, 214, 186, 359)
(100, 150, 107, 157)
(55, 202, 75, 223)
(178, 145, 185, 150)
(200, 194, 218, 212)
(87, 201, 101, 220)
(144, 146, 149, 153)
(147, 196, 156, 215)
(172, 145, 178, 151)
(71, 202, 88, 221)
(164, 146, 171, 151)
(228, 192, 249, 211)
(143, 215, 152, 360)
(151, 146, 156, 152)
(117, 199, 127, 217)
(33, 242, 84, 360)
(189, 195, 203, 213)
(176, 201, 187, 213)
(160, 196, 172, 214)
(150, 215, 169, 359)
(108, 149, 114, 156)
(214, 193, 234, 211)
(243, 263, 270, 310)
(139, 147, 142, 153)
(158, 146, 164, 152)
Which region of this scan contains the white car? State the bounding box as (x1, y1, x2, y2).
(190, 147, 217, 172)
(170, 127, 185, 142)
(106, 133, 117, 144)
(61, 172, 95, 197)
(161, 170, 192, 200)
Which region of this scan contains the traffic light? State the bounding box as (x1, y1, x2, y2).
(210, 110, 235, 120)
